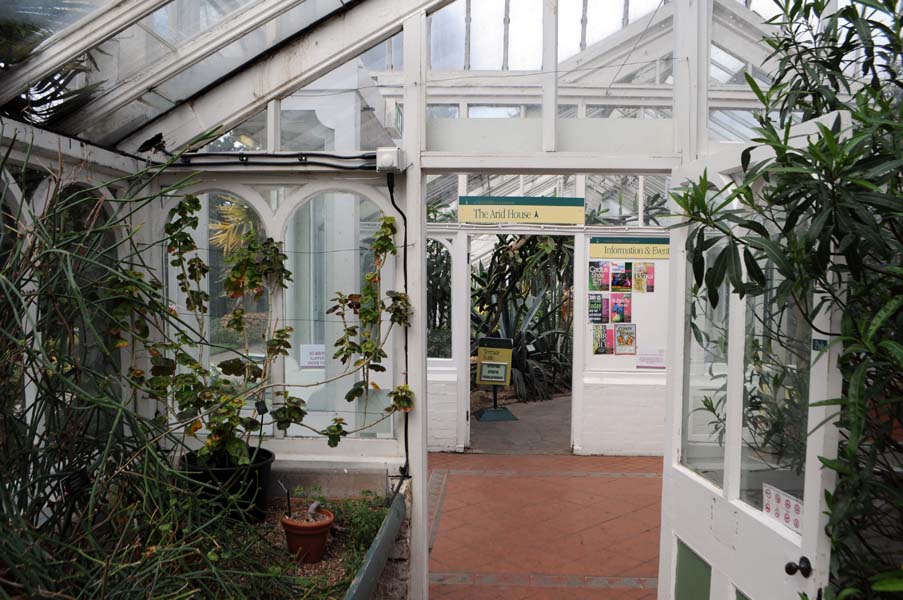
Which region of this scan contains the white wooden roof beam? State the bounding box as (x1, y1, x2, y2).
(119, 0, 457, 154)
(421, 152, 679, 174)
(1, 118, 140, 177)
(62, 0, 311, 136)
(0, 0, 177, 107)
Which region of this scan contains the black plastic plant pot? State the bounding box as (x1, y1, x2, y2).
(181, 447, 275, 524)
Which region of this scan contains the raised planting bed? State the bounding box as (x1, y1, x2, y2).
(260, 489, 407, 599)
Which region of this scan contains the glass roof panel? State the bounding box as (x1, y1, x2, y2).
(0, 0, 109, 65)
(469, 0, 504, 70)
(735, 0, 783, 21)
(87, 0, 344, 145)
(88, 0, 256, 96)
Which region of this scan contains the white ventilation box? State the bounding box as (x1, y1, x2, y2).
(375, 147, 405, 172)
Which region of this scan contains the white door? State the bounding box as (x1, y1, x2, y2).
(424, 233, 469, 452)
(658, 118, 844, 600)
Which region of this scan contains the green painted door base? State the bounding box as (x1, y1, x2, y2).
(675, 539, 712, 600)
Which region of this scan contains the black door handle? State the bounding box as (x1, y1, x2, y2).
(785, 556, 812, 578)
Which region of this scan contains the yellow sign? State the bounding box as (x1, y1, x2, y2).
(476, 338, 513, 386)
(590, 236, 670, 260)
(459, 196, 585, 225)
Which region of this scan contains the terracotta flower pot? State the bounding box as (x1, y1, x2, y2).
(281, 509, 335, 563)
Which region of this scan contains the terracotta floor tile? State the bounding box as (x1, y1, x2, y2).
(428, 452, 662, 598)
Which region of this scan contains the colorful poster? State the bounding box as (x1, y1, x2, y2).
(593, 325, 614, 355)
(610, 293, 632, 324)
(610, 262, 633, 292)
(588, 293, 609, 324)
(588, 260, 610, 291)
(614, 324, 637, 355)
(633, 262, 655, 293)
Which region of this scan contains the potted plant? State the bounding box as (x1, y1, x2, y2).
(149, 196, 413, 524)
(277, 484, 335, 564)
(144, 195, 298, 521)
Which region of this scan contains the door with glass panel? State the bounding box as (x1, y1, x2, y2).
(658, 135, 842, 599)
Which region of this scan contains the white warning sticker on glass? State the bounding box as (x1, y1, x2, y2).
(762, 483, 803, 534)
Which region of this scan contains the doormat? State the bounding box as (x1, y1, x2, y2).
(473, 407, 518, 422)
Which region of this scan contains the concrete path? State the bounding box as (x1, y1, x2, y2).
(428, 453, 662, 599)
(469, 395, 572, 455)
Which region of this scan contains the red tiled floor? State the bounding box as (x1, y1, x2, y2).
(428, 453, 663, 599)
(430, 584, 657, 600)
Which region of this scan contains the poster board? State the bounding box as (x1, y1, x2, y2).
(476, 337, 513, 386)
(584, 236, 670, 371)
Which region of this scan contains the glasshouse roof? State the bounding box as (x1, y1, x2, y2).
(0, 0, 780, 155)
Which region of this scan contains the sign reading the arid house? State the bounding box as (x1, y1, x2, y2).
(459, 196, 585, 225)
(590, 236, 670, 260)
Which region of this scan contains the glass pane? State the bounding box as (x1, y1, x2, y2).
(739, 270, 811, 517)
(283, 192, 392, 436)
(279, 36, 402, 152)
(391, 32, 404, 70)
(427, 104, 459, 119)
(427, 240, 452, 358)
(0, 0, 107, 64)
(201, 108, 266, 152)
(87, 0, 345, 143)
(681, 236, 730, 488)
(585, 175, 639, 225)
(508, 0, 542, 70)
(587, 105, 672, 119)
(675, 540, 712, 600)
(360, 33, 403, 71)
(628, 0, 662, 23)
(586, 1, 623, 45)
(557, 0, 583, 61)
(470, 0, 504, 70)
(558, 104, 578, 118)
(643, 175, 672, 227)
(91, 0, 257, 99)
(735, 0, 783, 21)
(205, 191, 268, 368)
(468, 105, 521, 118)
(360, 39, 388, 71)
(427, 174, 459, 223)
(557, 0, 673, 150)
(430, 0, 465, 70)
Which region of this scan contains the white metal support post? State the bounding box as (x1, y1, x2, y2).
(672, 0, 712, 162)
(403, 11, 429, 600)
(266, 100, 281, 154)
(452, 231, 470, 451)
(542, 0, 558, 152)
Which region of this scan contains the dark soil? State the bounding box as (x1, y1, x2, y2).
(262, 495, 387, 595)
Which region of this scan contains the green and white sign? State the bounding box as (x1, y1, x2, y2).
(479, 361, 509, 383)
(459, 196, 585, 225)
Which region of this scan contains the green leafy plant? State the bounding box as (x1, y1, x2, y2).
(675, 2, 903, 596)
(470, 235, 573, 400)
(0, 128, 315, 597)
(152, 200, 413, 464)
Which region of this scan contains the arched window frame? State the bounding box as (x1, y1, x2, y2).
(278, 182, 399, 439)
(168, 180, 401, 442)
